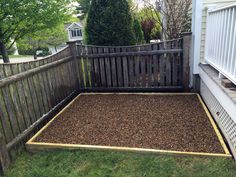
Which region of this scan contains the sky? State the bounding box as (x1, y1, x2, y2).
(135, 0, 157, 9)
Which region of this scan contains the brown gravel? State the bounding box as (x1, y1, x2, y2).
(35, 94, 224, 153)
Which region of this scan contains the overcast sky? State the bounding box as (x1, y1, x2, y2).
(135, 0, 157, 9)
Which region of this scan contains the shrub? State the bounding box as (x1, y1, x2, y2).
(85, 0, 135, 46)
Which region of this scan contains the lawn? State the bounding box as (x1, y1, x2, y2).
(4, 150, 236, 177)
(0, 55, 32, 59)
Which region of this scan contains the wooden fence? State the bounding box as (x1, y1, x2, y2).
(0, 46, 79, 173)
(76, 34, 191, 92)
(0, 33, 191, 174)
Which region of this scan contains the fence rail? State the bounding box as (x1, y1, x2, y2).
(0, 46, 71, 79)
(205, 4, 236, 84)
(0, 33, 191, 174)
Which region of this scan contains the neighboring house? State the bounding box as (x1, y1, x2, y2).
(49, 22, 84, 54)
(192, 0, 236, 157)
(65, 22, 84, 43)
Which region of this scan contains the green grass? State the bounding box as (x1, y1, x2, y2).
(4, 150, 236, 177)
(0, 55, 32, 59)
(9, 55, 32, 58)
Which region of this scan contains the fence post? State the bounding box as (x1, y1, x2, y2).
(67, 41, 80, 89)
(0, 134, 10, 175)
(182, 32, 192, 92)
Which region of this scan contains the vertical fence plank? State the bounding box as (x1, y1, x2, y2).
(152, 43, 159, 86)
(77, 46, 85, 88)
(98, 47, 106, 87)
(140, 46, 146, 87)
(39, 60, 53, 110)
(11, 65, 31, 128)
(146, 45, 152, 87)
(0, 66, 20, 137)
(35, 62, 50, 113)
(122, 48, 129, 87)
(92, 47, 100, 87)
(159, 43, 165, 86)
(18, 64, 36, 124)
(0, 87, 13, 143)
(1, 86, 20, 137)
(29, 63, 45, 117)
(127, 47, 134, 87)
(51, 55, 64, 102)
(88, 46, 95, 88)
(83, 46, 90, 88)
(23, 63, 41, 121)
(116, 47, 124, 87)
(0, 133, 10, 175)
(43, 59, 57, 107)
(104, 47, 112, 87)
(4, 66, 26, 132)
(134, 46, 140, 87)
(110, 48, 117, 87)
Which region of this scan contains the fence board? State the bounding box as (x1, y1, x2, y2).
(98, 48, 106, 87)
(11, 65, 31, 128)
(4, 66, 26, 132)
(104, 48, 112, 87)
(127, 47, 134, 87)
(110, 48, 117, 87)
(116, 48, 124, 87)
(92, 47, 100, 87)
(35, 62, 49, 113)
(18, 64, 36, 124)
(29, 63, 45, 117)
(122, 48, 129, 87)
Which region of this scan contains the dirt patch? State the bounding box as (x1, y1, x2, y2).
(35, 94, 224, 153)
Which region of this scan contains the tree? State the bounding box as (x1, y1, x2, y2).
(143, 0, 192, 40)
(77, 0, 91, 20)
(17, 32, 48, 59)
(138, 7, 161, 43)
(0, 0, 71, 63)
(45, 24, 68, 52)
(133, 18, 144, 44)
(17, 23, 67, 59)
(141, 19, 155, 43)
(85, 0, 135, 46)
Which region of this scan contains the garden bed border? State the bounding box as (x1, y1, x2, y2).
(26, 93, 231, 158)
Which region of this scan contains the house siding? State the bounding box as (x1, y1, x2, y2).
(200, 0, 236, 63)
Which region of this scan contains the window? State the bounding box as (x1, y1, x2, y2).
(71, 28, 82, 37)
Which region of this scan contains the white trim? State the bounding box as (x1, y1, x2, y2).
(66, 22, 83, 30)
(209, 3, 236, 13)
(191, 0, 203, 74)
(199, 66, 236, 123)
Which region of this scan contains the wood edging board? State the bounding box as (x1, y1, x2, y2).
(26, 93, 231, 158)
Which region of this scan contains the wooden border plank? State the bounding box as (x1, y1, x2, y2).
(26, 93, 231, 158)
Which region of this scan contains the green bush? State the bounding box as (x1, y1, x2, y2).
(85, 0, 135, 46)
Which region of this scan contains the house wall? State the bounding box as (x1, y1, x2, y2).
(200, 0, 236, 63)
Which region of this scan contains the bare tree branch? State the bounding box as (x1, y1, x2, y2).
(142, 0, 191, 40)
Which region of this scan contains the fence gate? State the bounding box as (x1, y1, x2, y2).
(75, 34, 191, 92)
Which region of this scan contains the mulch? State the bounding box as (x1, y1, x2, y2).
(35, 94, 224, 153)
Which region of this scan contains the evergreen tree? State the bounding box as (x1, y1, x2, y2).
(77, 0, 91, 20)
(133, 18, 144, 44)
(85, 0, 135, 46)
